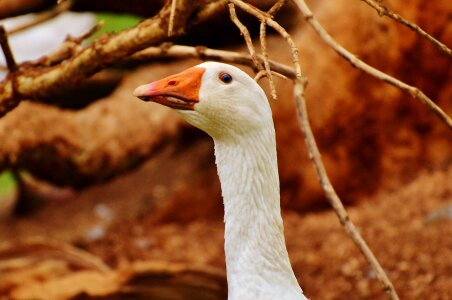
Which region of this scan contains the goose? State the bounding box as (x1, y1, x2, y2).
(134, 62, 308, 300)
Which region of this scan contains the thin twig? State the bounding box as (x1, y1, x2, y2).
(7, 0, 72, 35)
(293, 81, 401, 300)
(68, 20, 104, 44)
(168, 0, 178, 36)
(131, 44, 296, 78)
(258, 0, 288, 100)
(25, 21, 104, 68)
(254, 69, 288, 81)
(229, 1, 400, 299)
(228, 2, 262, 71)
(268, 0, 288, 15)
(229, 0, 303, 80)
(0, 26, 17, 72)
(293, 0, 452, 130)
(360, 0, 451, 57)
(259, 23, 277, 100)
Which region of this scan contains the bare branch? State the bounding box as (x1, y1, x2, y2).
(0, 0, 225, 117)
(259, 22, 276, 100)
(254, 69, 287, 81)
(0, 26, 17, 72)
(7, 0, 72, 35)
(360, 0, 451, 57)
(258, 0, 288, 101)
(131, 44, 296, 78)
(20, 21, 104, 70)
(68, 20, 104, 44)
(168, 0, 177, 37)
(229, 1, 400, 299)
(228, 2, 262, 71)
(228, 0, 304, 80)
(293, 0, 452, 130)
(293, 81, 400, 300)
(268, 0, 288, 15)
(0, 44, 294, 187)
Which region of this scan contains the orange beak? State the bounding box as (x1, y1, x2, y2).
(133, 67, 206, 111)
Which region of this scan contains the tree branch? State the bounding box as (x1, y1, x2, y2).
(359, 0, 451, 57)
(257, 0, 288, 101)
(0, 0, 226, 117)
(292, 0, 452, 130)
(167, 0, 177, 37)
(228, 0, 401, 299)
(131, 44, 296, 78)
(6, 0, 72, 35)
(293, 81, 401, 299)
(0, 26, 17, 72)
(228, 2, 262, 72)
(0, 44, 294, 186)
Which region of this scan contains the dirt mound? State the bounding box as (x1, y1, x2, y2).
(1, 162, 449, 299)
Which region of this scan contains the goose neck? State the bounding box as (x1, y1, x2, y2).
(213, 130, 305, 299)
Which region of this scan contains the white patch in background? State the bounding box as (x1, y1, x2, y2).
(0, 12, 96, 79)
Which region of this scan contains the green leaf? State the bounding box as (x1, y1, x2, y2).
(90, 12, 143, 41)
(0, 171, 16, 197)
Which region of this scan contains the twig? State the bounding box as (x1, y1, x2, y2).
(268, 0, 288, 15)
(254, 69, 287, 81)
(293, 81, 401, 300)
(0, 26, 17, 72)
(0, 0, 223, 117)
(229, 0, 400, 299)
(168, 0, 177, 36)
(131, 44, 296, 78)
(25, 21, 104, 68)
(7, 0, 72, 35)
(230, 0, 284, 100)
(258, 0, 287, 101)
(229, 0, 303, 80)
(228, 2, 262, 71)
(260, 20, 276, 100)
(68, 20, 104, 44)
(293, 0, 452, 130)
(360, 0, 451, 57)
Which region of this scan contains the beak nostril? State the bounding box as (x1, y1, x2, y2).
(167, 80, 177, 86)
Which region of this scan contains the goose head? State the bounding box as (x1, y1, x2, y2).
(133, 62, 272, 139)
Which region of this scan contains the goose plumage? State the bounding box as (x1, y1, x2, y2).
(134, 62, 308, 300)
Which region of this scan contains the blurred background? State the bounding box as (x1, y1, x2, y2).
(0, 0, 451, 299)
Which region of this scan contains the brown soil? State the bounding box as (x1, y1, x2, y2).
(0, 150, 450, 299)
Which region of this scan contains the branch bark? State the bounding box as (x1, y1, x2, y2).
(133, 45, 296, 78)
(6, 0, 72, 35)
(0, 0, 227, 117)
(0, 26, 17, 72)
(0, 44, 295, 186)
(359, 0, 451, 57)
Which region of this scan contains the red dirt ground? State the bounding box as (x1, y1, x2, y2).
(1, 148, 451, 299)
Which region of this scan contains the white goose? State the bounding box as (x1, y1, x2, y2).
(134, 62, 308, 300)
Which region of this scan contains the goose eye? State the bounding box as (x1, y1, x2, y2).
(219, 72, 233, 84)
